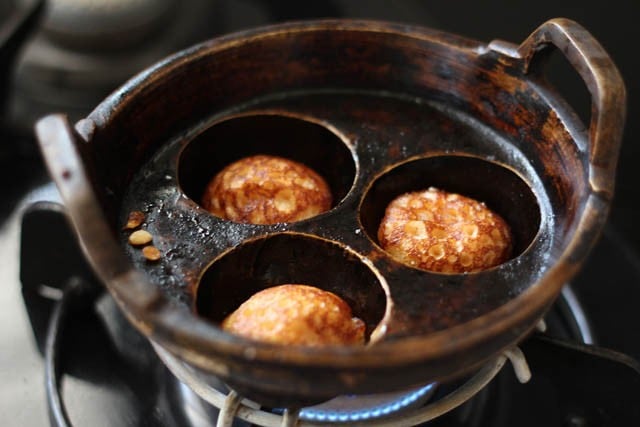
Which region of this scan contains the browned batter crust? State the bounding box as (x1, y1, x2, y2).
(221, 284, 365, 346)
(378, 187, 512, 273)
(202, 155, 332, 224)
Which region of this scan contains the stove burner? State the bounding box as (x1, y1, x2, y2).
(294, 383, 436, 423)
(157, 342, 507, 427)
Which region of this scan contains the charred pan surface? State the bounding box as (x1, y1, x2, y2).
(121, 91, 551, 340)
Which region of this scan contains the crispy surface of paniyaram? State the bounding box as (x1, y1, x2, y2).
(202, 155, 331, 224)
(378, 188, 512, 273)
(221, 284, 365, 346)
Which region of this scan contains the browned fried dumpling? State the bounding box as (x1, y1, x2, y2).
(378, 187, 512, 273)
(202, 155, 331, 224)
(221, 284, 365, 346)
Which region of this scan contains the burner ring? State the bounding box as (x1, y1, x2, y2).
(154, 341, 507, 426)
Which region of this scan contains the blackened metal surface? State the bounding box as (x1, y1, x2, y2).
(121, 91, 553, 339)
(476, 335, 640, 427)
(20, 202, 98, 353)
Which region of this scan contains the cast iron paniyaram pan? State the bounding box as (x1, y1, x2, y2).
(36, 18, 625, 407)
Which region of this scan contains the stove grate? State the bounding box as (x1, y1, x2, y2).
(154, 342, 532, 427)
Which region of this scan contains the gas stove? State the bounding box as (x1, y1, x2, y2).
(2, 1, 640, 426)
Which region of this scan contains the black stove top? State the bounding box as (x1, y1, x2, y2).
(2, 1, 640, 426)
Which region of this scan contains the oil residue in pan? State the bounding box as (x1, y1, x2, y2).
(118, 89, 553, 339)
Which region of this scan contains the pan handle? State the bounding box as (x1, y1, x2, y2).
(35, 114, 163, 319)
(516, 18, 626, 199)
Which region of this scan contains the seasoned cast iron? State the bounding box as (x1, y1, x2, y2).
(35, 18, 625, 407)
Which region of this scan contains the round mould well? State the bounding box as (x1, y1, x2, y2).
(178, 113, 356, 222)
(195, 233, 389, 342)
(359, 155, 542, 267)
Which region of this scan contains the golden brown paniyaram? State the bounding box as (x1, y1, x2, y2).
(378, 187, 512, 273)
(221, 284, 365, 346)
(202, 154, 332, 224)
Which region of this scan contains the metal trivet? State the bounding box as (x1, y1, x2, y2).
(154, 339, 534, 427)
